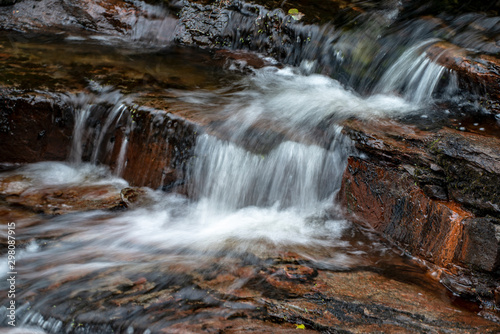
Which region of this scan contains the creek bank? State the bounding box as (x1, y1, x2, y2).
(338, 118, 500, 310)
(171, 0, 500, 110)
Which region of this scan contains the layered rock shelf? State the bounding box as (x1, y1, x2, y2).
(338, 119, 500, 309)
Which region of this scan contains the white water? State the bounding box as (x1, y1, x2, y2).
(128, 0, 177, 45)
(28, 67, 423, 259)
(190, 134, 346, 211)
(0, 66, 424, 277)
(376, 39, 459, 103)
(64, 87, 131, 165)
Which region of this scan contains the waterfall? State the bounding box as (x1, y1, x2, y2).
(68, 102, 92, 164)
(115, 138, 128, 177)
(189, 133, 347, 211)
(89, 104, 128, 164)
(64, 87, 131, 166)
(128, 0, 177, 45)
(183, 66, 418, 215)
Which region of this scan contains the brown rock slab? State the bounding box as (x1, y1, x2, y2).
(434, 127, 500, 216)
(0, 95, 73, 163)
(342, 118, 500, 218)
(5, 183, 124, 214)
(0, 0, 147, 35)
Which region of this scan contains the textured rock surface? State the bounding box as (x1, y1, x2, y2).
(0, 92, 199, 189)
(0, 0, 145, 34)
(0, 95, 73, 163)
(341, 119, 500, 218)
(339, 119, 500, 308)
(3, 206, 500, 332)
(5, 183, 124, 214)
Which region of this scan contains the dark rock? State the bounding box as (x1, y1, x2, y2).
(342, 119, 500, 218)
(339, 156, 474, 268)
(434, 128, 500, 217)
(0, 95, 73, 163)
(422, 184, 448, 200)
(0, 0, 16, 6)
(456, 217, 500, 273)
(120, 187, 150, 208)
(426, 41, 500, 111)
(0, 0, 174, 37)
(0, 92, 200, 189)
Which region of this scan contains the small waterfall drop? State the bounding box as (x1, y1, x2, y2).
(184, 66, 419, 217)
(68, 102, 92, 164)
(128, 0, 177, 45)
(89, 103, 128, 164)
(64, 87, 131, 167)
(375, 39, 459, 104)
(189, 133, 347, 211)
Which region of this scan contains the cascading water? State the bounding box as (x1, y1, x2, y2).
(375, 39, 459, 104)
(128, 0, 177, 45)
(2, 56, 490, 330)
(184, 66, 416, 214)
(64, 87, 132, 167)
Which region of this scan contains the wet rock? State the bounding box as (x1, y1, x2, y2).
(114, 107, 199, 189)
(426, 41, 500, 110)
(5, 183, 124, 214)
(214, 49, 279, 72)
(339, 118, 500, 307)
(422, 184, 448, 201)
(0, 95, 73, 163)
(339, 156, 472, 267)
(456, 217, 500, 273)
(174, 1, 229, 47)
(11, 248, 500, 333)
(264, 268, 500, 333)
(342, 119, 500, 218)
(0, 0, 146, 35)
(120, 187, 150, 208)
(0, 92, 200, 190)
(0, 174, 32, 195)
(433, 127, 500, 216)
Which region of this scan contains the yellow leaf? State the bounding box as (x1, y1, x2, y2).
(296, 324, 305, 329)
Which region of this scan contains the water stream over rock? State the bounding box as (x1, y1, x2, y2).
(1, 0, 500, 333)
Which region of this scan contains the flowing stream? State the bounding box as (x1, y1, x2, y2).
(1, 1, 499, 333)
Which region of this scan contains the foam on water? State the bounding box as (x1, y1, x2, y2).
(176, 65, 420, 137)
(6, 161, 128, 188)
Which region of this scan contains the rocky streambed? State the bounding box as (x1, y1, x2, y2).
(0, 0, 500, 333)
